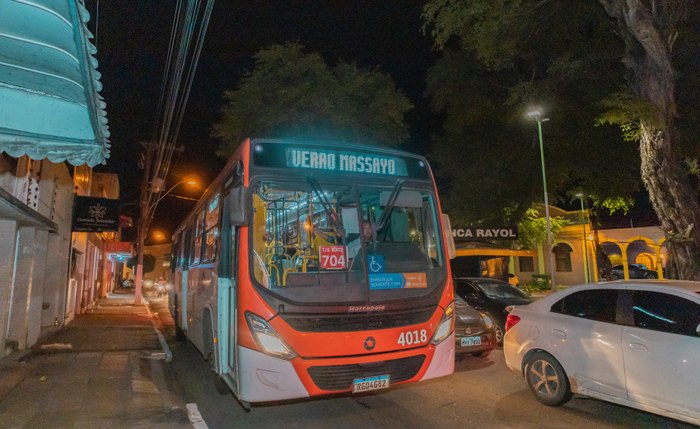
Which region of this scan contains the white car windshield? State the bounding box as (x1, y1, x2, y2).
(476, 280, 530, 300)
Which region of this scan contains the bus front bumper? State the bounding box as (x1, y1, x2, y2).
(237, 332, 454, 402)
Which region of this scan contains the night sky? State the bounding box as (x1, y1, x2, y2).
(87, 1, 438, 241)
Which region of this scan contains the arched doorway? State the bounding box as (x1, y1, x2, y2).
(599, 241, 623, 279)
(627, 239, 656, 270)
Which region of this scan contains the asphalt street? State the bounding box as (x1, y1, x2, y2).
(148, 292, 695, 429)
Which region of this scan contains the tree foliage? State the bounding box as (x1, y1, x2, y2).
(517, 208, 570, 250)
(423, 2, 640, 224)
(422, 0, 700, 279)
(212, 43, 413, 156)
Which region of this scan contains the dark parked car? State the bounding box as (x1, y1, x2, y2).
(454, 296, 497, 358)
(609, 264, 658, 280)
(454, 277, 533, 344)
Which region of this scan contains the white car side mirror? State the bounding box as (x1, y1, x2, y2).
(696, 323, 700, 337)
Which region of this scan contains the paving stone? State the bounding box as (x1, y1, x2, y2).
(0, 292, 189, 428)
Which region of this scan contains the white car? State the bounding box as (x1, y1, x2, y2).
(503, 280, 700, 426)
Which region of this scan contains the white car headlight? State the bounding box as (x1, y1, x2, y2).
(430, 301, 454, 345)
(245, 312, 297, 360)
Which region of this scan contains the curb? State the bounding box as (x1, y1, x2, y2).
(143, 298, 173, 362)
(0, 350, 34, 402)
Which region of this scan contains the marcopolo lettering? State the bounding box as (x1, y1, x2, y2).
(348, 305, 386, 312)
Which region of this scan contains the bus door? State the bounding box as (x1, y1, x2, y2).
(220, 185, 241, 384)
(180, 227, 193, 331)
(227, 227, 238, 377)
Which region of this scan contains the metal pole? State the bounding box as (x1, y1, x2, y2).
(535, 117, 555, 289)
(134, 144, 154, 305)
(579, 197, 589, 283)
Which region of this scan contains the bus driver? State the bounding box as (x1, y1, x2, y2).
(347, 220, 373, 260)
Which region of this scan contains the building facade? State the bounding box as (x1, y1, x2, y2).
(453, 206, 668, 288)
(0, 156, 74, 356)
(0, 0, 109, 358)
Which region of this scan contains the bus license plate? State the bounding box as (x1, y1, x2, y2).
(352, 375, 390, 393)
(460, 336, 482, 346)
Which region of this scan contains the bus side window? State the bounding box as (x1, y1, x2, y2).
(183, 227, 193, 270)
(203, 194, 220, 263)
(193, 211, 205, 265)
(172, 237, 180, 271)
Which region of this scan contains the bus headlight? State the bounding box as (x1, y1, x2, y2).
(430, 301, 454, 345)
(245, 312, 297, 360)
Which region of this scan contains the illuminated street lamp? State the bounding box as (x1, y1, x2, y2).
(134, 177, 199, 305)
(150, 178, 198, 210)
(151, 230, 166, 242)
(527, 110, 555, 289)
(575, 192, 590, 283)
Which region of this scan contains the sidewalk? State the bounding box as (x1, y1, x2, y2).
(0, 288, 192, 429)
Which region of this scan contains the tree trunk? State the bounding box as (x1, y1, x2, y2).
(599, 0, 700, 280)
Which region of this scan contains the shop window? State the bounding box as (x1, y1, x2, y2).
(519, 256, 534, 273)
(553, 243, 573, 272)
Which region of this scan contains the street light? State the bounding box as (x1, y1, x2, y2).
(134, 177, 199, 305)
(527, 110, 555, 289)
(151, 230, 166, 242)
(575, 192, 590, 283)
(150, 178, 198, 210)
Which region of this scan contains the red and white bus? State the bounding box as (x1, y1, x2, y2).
(170, 138, 456, 406)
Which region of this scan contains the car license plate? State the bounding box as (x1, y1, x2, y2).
(352, 375, 390, 393)
(460, 336, 482, 346)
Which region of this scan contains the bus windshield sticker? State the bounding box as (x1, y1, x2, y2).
(367, 254, 384, 273)
(319, 246, 347, 270)
(368, 272, 427, 290)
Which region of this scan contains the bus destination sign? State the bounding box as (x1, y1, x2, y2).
(252, 142, 430, 179)
(287, 148, 406, 176)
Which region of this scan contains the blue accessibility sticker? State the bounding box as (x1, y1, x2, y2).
(367, 253, 385, 273)
(369, 273, 406, 290)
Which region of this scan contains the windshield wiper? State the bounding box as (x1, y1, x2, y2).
(377, 179, 404, 230)
(306, 176, 346, 239)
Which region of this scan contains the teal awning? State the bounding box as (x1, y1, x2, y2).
(0, 0, 109, 167)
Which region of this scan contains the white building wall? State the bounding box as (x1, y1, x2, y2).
(40, 161, 73, 332)
(0, 220, 18, 357)
(0, 157, 75, 356)
(26, 230, 48, 347)
(7, 227, 36, 350)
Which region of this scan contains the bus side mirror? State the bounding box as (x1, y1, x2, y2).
(442, 213, 456, 260)
(230, 185, 247, 226)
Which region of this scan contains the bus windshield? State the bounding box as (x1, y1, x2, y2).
(251, 180, 445, 304)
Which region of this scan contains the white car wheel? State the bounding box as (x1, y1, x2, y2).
(525, 352, 573, 406)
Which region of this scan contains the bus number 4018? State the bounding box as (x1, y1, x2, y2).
(398, 329, 427, 346)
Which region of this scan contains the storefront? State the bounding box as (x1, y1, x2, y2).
(0, 0, 109, 357)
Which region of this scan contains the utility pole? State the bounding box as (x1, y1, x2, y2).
(134, 142, 185, 305)
(527, 110, 555, 290)
(134, 142, 154, 305)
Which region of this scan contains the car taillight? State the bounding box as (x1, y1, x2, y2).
(505, 314, 521, 332)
